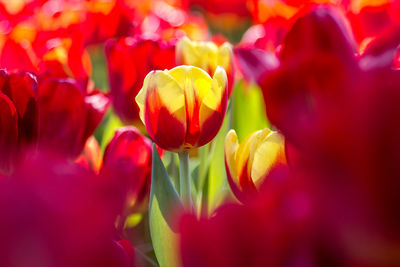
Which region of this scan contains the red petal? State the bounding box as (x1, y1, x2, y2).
(38, 79, 87, 157)
(105, 37, 175, 123)
(144, 87, 185, 151)
(82, 90, 110, 148)
(102, 126, 152, 206)
(0, 39, 36, 72)
(280, 6, 356, 66)
(3, 72, 38, 145)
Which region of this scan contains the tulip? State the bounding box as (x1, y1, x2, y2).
(0, 71, 38, 144)
(176, 37, 235, 96)
(105, 37, 176, 124)
(38, 78, 109, 157)
(259, 6, 358, 149)
(136, 65, 228, 152)
(0, 70, 37, 173)
(225, 128, 286, 202)
(102, 127, 153, 209)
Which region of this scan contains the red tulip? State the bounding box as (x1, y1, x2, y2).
(260, 6, 400, 264)
(38, 78, 109, 157)
(101, 126, 153, 208)
(0, 70, 38, 144)
(0, 70, 38, 173)
(260, 6, 358, 149)
(105, 37, 176, 124)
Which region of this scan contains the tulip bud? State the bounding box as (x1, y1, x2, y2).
(102, 127, 152, 208)
(136, 65, 228, 152)
(225, 128, 286, 202)
(176, 37, 234, 96)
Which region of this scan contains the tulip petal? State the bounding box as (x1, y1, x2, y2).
(82, 90, 110, 147)
(251, 131, 286, 186)
(225, 129, 239, 183)
(176, 37, 234, 96)
(280, 6, 356, 65)
(198, 67, 227, 136)
(0, 39, 36, 72)
(177, 37, 219, 71)
(38, 79, 87, 157)
(137, 70, 186, 151)
(102, 126, 152, 206)
(4, 72, 38, 144)
(137, 70, 186, 125)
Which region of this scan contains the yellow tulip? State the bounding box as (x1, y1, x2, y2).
(225, 128, 286, 202)
(176, 36, 235, 96)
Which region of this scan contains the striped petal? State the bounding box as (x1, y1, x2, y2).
(250, 130, 286, 186)
(136, 69, 186, 151)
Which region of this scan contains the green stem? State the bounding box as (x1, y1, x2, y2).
(198, 144, 209, 190)
(178, 151, 192, 209)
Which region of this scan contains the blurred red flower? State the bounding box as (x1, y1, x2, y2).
(260, 6, 400, 265)
(179, 166, 342, 267)
(0, 151, 134, 267)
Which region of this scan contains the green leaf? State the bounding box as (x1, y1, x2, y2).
(232, 80, 270, 142)
(95, 110, 124, 152)
(149, 144, 184, 267)
(88, 44, 109, 92)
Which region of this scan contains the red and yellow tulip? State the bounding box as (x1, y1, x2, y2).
(176, 37, 235, 96)
(136, 65, 228, 152)
(225, 128, 286, 202)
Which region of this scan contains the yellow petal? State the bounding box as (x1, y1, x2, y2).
(225, 129, 240, 183)
(136, 69, 186, 124)
(246, 128, 272, 176)
(199, 66, 227, 125)
(216, 42, 233, 71)
(235, 129, 258, 180)
(251, 131, 285, 186)
(177, 37, 219, 71)
(135, 71, 154, 124)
